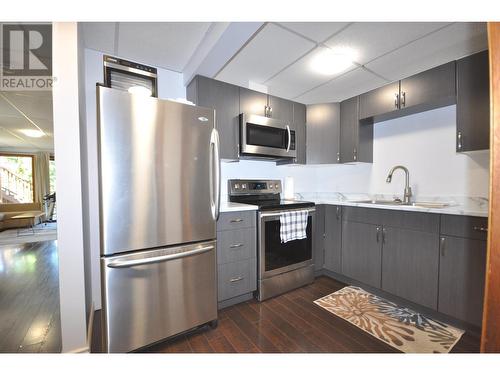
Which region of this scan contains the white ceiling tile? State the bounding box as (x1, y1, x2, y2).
(277, 22, 350, 42)
(324, 22, 451, 65)
(117, 22, 211, 72)
(365, 22, 488, 81)
(295, 68, 387, 104)
(1, 91, 53, 121)
(266, 46, 357, 99)
(0, 128, 30, 149)
(82, 22, 117, 54)
(216, 23, 316, 87)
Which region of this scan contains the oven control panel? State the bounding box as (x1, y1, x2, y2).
(228, 179, 282, 195)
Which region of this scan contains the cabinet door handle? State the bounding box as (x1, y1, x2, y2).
(336, 206, 341, 220)
(353, 148, 357, 161)
(473, 226, 488, 232)
(457, 131, 463, 150)
(440, 237, 446, 257)
(229, 276, 244, 283)
(230, 218, 243, 223)
(268, 106, 273, 117)
(382, 228, 386, 244)
(394, 93, 399, 108)
(229, 243, 244, 249)
(337, 152, 340, 162)
(401, 92, 406, 107)
(376, 227, 381, 242)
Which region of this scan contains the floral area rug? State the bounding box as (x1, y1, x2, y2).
(314, 286, 464, 353)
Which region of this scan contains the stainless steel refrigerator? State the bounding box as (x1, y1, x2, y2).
(97, 86, 220, 353)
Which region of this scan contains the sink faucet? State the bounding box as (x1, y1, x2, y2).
(386, 165, 412, 204)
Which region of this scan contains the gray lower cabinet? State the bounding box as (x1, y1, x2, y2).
(216, 211, 257, 306)
(438, 236, 486, 326)
(313, 205, 325, 271)
(456, 50, 490, 152)
(306, 103, 340, 164)
(341, 220, 382, 288)
(324, 205, 342, 273)
(187, 75, 240, 160)
(381, 227, 439, 309)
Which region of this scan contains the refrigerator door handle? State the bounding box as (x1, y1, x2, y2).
(210, 128, 221, 220)
(107, 245, 214, 268)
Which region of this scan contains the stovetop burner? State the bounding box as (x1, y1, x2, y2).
(228, 179, 315, 211)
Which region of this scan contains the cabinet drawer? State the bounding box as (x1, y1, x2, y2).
(440, 215, 488, 240)
(217, 258, 257, 302)
(217, 228, 256, 265)
(217, 211, 256, 231)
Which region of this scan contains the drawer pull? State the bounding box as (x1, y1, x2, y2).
(229, 276, 244, 283)
(229, 243, 244, 249)
(473, 226, 488, 233)
(230, 218, 243, 223)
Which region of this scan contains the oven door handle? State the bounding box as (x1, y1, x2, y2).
(259, 207, 316, 218)
(286, 125, 291, 152)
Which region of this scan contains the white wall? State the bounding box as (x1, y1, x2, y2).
(83, 48, 186, 310)
(311, 105, 489, 198)
(52, 22, 88, 353)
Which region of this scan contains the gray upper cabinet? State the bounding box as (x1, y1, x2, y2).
(268, 95, 294, 123)
(306, 103, 340, 164)
(456, 50, 490, 152)
(187, 76, 240, 160)
(438, 235, 486, 326)
(324, 205, 342, 274)
(359, 61, 457, 123)
(359, 82, 400, 120)
(239, 87, 268, 117)
(340, 96, 373, 163)
(399, 61, 456, 112)
(381, 227, 439, 309)
(341, 220, 382, 288)
(293, 102, 307, 165)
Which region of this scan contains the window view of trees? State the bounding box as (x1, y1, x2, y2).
(0, 155, 34, 203)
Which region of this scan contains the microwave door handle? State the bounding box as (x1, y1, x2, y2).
(286, 125, 291, 152)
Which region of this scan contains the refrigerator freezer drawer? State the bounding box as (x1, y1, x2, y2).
(101, 240, 217, 353)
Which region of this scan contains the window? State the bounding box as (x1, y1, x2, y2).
(49, 157, 56, 194)
(0, 154, 34, 204)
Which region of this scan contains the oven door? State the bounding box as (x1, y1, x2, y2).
(240, 113, 297, 158)
(258, 208, 315, 279)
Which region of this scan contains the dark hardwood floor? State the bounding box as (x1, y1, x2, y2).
(0, 240, 61, 353)
(131, 276, 478, 353)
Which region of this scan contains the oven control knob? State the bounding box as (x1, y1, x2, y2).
(242, 184, 247, 189)
(234, 184, 240, 189)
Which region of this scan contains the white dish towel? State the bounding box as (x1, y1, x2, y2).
(280, 210, 308, 243)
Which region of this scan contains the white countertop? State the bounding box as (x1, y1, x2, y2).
(296, 192, 489, 218)
(220, 201, 258, 213)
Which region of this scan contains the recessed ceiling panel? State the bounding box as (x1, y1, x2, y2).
(1, 91, 53, 121)
(278, 22, 350, 42)
(117, 22, 211, 72)
(324, 22, 450, 65)
(295, 67, 387, 104)
(216, 23, 316, 87)
(266, 46, 357, 99)
(365, 22, 488, 81)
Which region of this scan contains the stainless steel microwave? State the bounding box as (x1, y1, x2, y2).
(239, 113, 296, 159)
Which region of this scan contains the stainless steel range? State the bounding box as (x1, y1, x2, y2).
(228, 179, 315, 301)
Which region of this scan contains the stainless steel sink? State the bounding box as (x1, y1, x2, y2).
(347, 199, 450, 208)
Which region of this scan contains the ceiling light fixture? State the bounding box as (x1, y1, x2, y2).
(128, 85, 153, 96)
(310, 48, 356, 76)
(19, 129, 45, 138)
